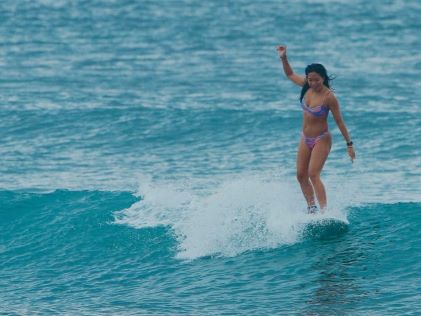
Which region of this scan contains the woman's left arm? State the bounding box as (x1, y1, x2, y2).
(328, 95, 356, 162)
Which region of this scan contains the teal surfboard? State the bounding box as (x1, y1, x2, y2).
(303, 217, 349, 240)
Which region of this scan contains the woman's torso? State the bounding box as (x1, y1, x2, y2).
(301, 88, 331, 136)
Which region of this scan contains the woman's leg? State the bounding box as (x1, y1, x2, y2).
(308, 134, 332, 210)
(296, 137, 315, 207)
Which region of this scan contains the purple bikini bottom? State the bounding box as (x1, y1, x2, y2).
(302, 131, 329, 150)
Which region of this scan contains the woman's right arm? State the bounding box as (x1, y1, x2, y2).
(276, 45, 306, 87)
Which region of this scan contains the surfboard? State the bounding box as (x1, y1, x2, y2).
(303, 217, 348, 240)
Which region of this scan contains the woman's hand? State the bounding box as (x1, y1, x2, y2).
(348, 146, 356, 163)
(276, 45, 287, 58)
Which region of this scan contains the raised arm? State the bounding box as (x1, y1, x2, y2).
(328, 95, 356, 162)
(276, 45, 306, 87)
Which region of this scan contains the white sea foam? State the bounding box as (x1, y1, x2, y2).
(114, 173, 354, 260)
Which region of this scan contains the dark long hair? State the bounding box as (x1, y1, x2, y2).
(299, 63, 334, 102)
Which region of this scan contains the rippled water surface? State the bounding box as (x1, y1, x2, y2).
(0, 0, 420, 314)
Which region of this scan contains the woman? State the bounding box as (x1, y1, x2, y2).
(276, 45, 356, 213)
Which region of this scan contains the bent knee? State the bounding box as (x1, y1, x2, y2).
(296, 171, 309, 182)
(308, 171, 321, 182)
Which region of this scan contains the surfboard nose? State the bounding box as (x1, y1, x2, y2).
(302, 219, 349, 240)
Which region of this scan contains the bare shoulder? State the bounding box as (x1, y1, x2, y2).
(325, 90, 339, 108)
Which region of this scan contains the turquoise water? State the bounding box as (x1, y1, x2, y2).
(1, 0, 420, 314)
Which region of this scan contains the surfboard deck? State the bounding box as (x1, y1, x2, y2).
(303, 217, 349, 240)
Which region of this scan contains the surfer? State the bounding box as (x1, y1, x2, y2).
(276, 45, 356, 213)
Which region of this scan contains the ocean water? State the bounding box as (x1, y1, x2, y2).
(0, 0, 420, 315)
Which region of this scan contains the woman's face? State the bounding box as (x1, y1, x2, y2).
(307, 72, 324, 92)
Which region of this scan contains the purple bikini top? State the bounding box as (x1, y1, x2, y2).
(300, 92, 330, 118)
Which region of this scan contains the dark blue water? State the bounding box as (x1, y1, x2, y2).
(1, 0, 420, 314)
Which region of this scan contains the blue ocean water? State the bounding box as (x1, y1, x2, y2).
(0, 0, 420, 314)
